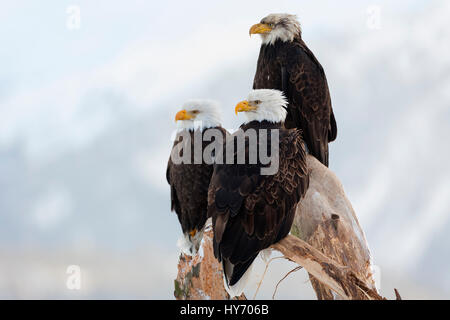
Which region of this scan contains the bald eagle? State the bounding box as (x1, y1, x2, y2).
(208, 89, 309, 296)
(166, 100, 226, 255)
(250, 13, 337, 167)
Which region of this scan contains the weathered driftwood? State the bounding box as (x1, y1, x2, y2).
(174, 155, 383, 300)
(175, 229, 383, 300)
(174, 228, 229, 300)
(174, 227, 247, 300)
(292, 155, 377, 299)
(272, 235, 382, 300)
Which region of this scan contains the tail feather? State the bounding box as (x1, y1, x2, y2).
(222, 254, 258, 297)
(328, 110, 337, 142)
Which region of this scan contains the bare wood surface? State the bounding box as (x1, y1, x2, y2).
(272, 235, 383, 300)
(175, 228, 384, 300)
(292, 155, 377, 299)
(174, 228, 231, 300)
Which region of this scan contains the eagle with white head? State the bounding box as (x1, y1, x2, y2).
(167, 100, 226, 256)
(208, 89, 309, 297)
(251, 13, 337, 167)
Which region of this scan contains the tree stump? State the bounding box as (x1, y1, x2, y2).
(292, 155, 377, 299)
(174, 227, 231, 300)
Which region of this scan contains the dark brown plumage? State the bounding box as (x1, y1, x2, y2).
(208, 120, 309, 289)
(253, 20, 337, 167)
(167, 126, 226, 254)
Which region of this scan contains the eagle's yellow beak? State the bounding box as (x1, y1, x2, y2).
(249, 23, 273, 36)
(175, 109, 194, 121)
(235, 100, 257, 115)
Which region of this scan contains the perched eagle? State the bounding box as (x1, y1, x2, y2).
(250, 13, 337, 167)
(166, 100, 226, 255)
(208, 89, 309, 296)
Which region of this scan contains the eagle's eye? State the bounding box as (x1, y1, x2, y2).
(268, 23, 275, 28)
(191, 110, 199, 114)
(254, 100, 261, 104)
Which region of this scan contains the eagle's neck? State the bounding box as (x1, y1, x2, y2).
(176, 119, 221, 133)
(241, 106, 287, 125)
(240, 120, 282, 131)
(262, 30, 301, 46)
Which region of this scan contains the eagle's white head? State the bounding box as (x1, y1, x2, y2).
(175, 99, 222, 131)
(235, 89, 288, 124)
(249, 13, 301, 45)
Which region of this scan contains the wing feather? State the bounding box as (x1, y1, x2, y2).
(283, 39, 334, 166)
(253, 39, 337, 167)
(209, 126, 309, 284)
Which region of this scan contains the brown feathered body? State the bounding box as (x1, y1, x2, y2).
(208, 120, 309, 287)
(253, 37, 337, 166)
(167, 127, 226, 252)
